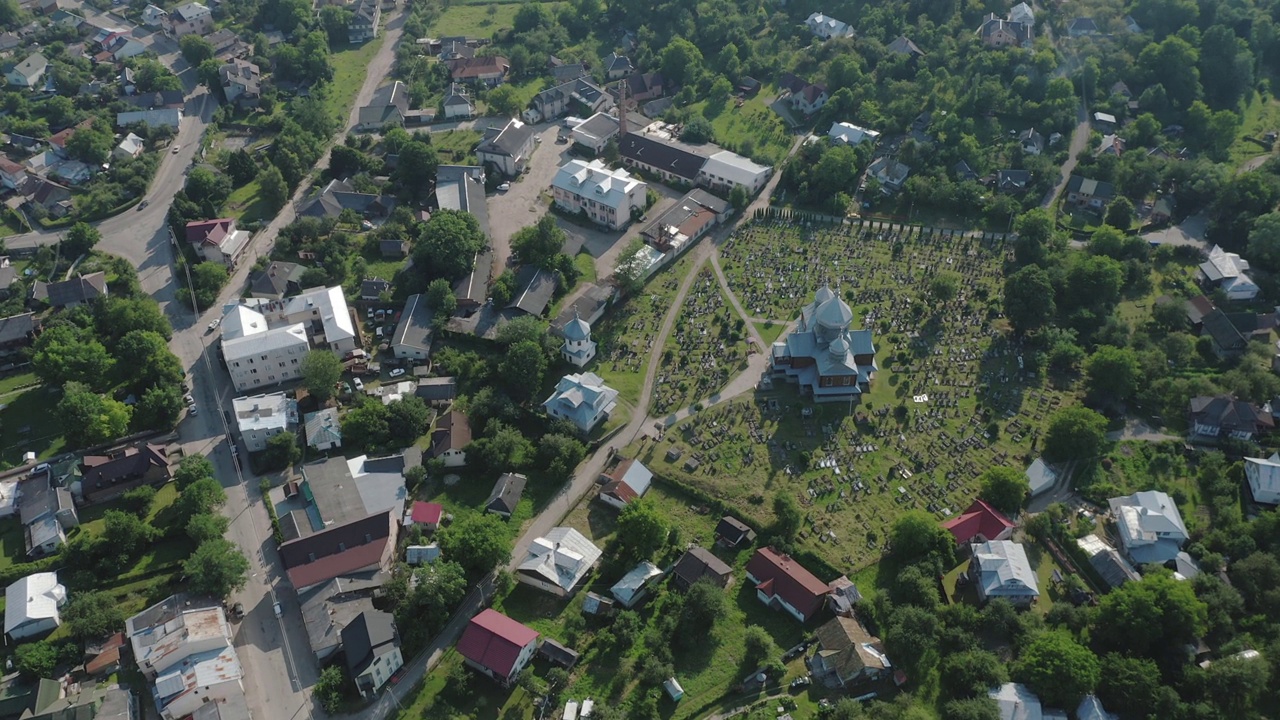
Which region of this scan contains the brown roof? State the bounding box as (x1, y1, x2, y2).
(448, 55, 509, 79)
(600, 479, 638, 504)
(813, 615, 887, 681)
(279, 511, 394, 588)
(80, 443, 168, 487)
(746, 547, 828, 621)
(431, 410, 471, 457)
(672, 546, 733, 588)
(85, 632, 124, 675)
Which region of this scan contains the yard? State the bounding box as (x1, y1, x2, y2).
(686, 86, 797, 166)
(328, 36, 388, 126)
(430, 129, 483, 165)
(1227, 91, 1280, 167)
(0, 386, 66, 467)
(430, 3, 525, 38)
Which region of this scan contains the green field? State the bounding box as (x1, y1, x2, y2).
(686, 86, 795, 166)
(1228, 91, 1280, 167)
(225, 179, 271, 224)
(430, 129, 482, 165)
(329, 36, 387, 127)
(0, 386, 66, 465)
(431, 4, 523, 37)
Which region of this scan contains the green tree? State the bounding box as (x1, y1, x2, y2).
(613, 239, 649, 295)
(263, 431, 301, 471)
(472, 421, 534, 470)
(438, 512, 512, 577)
(1247, 211, 1280, 272)
(257, 163, 289, 213)
(1043, 406, 1108, 463)
(187, 511, 230, 544)
(227, 150, 258, 187)
(1094, 571, 1208, 656)
(940, 649, 1007, 699)
(536, 434, 586, 480)
(122, 485, 157, 516)
(14, 641, 57, 679)
(742, 625, 780, 669)
(511, 215, 566, 269)
(58, 381, 131, 448)
(426, 277, 457, 317)
(660, 37, 703, 86)
(340, 399, 391, 450)
(977, 467, 1027, 516)
(1003, 266, 1055, 333)
(301, 350, 343, 402)
(63, 591, 125, 642)
(1083, 346, 1143, 404)
(64, 222, 101, 257)
(772, 492, 803, 539)
(314, 665, 345, 713)
(179, 34, 215, 66)
(1013, 630, 1100, 707)
(929, 271, 960, 304)
(318, 5, 353, 44)
(729, 184, 749, 210)
(942, 698, 1000, 720)
(675, 579, 726, 648)
(386, 397, 433, 446)
(32, 325, 114, 388)
(414, 209, 486, 280)
(135, 385, 185, 431)
(184, 539, 250, 598)
(1103, 197, 1135, 229)
(393, 140, 438, 202)
(185, 166, 232, 211)
(102, 510, 159, 565)
(485, 84, 523, 117)
(175, 477, 228, 524)
(613, 498, 669, 564)
(174, 454, 215, 490)
(117, 329, 184, 389)
(498, 340, 546, 402)
(65, 124, 112, 165)
(1096, 654, 1168, 720)
(890, 511, 955, 567)
(185, 262, 229, 311)
(1013, 209, 1054, 266)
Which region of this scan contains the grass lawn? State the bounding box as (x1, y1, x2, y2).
(1227, 91, 1280, 167)
(0, 519, 26, 571)
(686, 86, 795, 166)
(396, 651, 536, 720)
(328, 36, 387, 126)
(431, 4, 522, 37)
(0, 372, 38, 396)
(225, 179, 271, 224)
(754, 321, 786, 345)
(573, 252, 597, 284)
(430, 129, 482, 165)
(0, 386, 66, 466)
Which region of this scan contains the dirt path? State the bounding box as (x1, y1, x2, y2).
(1041, 102, 1090, 208)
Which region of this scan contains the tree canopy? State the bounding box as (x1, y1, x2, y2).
(414, 209, 486, 280)
(977, 467, 1028, 517)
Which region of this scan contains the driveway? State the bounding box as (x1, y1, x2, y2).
(1140, 211, 1209, 249)
(1041, 103, 1089, 208)
(483, 123, 565, 272)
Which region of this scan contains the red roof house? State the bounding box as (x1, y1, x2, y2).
(409, 501, 443, 529)
(457, 609, 539, 686)
(745, 547, 829, 623)
(184, 217, 236, 246)
(941, 499, 1015, 545)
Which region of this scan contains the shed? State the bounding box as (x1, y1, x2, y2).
(663, 678, 684, 701)
(539, 637, 580, 668)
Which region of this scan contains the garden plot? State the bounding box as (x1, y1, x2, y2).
(650, 268, 750, 416)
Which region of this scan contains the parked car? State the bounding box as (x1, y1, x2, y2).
(206, 318, 220, 332)
(789, 676, 811, 690)
(189, 406, 198, 416)
(184, 394, 195, 406)
(136, 200, 148, 211)
(353, 377, 364, 392)
(171, 144, 181, 154)
(389, 368, 406, 378)
(497, 182, 511, 191)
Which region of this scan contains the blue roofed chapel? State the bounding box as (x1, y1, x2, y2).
(770, 286, 877, 403)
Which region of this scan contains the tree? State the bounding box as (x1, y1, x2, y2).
(890, 511, 954, 567)
(1094, 571, 1208, 657)
(1247, 211, 1280, 272)
(1043, 407, 1108, 463)
(135, 384, 186, 431)
(318, 5, 353, 44)
(301, 350, 343, 402)
(485, 84, 523, 117)
(660, 37, 703, 86)
(386, 397, 433, 446)
(187, 511, 230, 544)
(58, 382, 131, 448)
(1096, 654, 1166, 719)
(174, 454, 215, 490)
(63, 591, 124, 642)
(1083, 346, 1143, 404)
(498, 340, 547, 402)
(341, 399, 391, 450)
(511, 215, 567, 269)
(1103, 197, 1135, 229)
(176, 477, 227, 524)
(103, 509, 158, 560)
(314, 665, 345, 713)
(180, 34, 215, 66)
(613, 498, 668, 564)
(680, 113, 714, 144)
(185, 262, 229, 311)
(929, 271, 960, 304)
(226, 149, 258, 186)
(941, 698, 1000, 720)
(675, 579, 726, 648)
(184, 539, 250, 598)
(64, 221, 102, 257)
(1013, 209, 1054, 266)
(95, 297, 172, 344)
(1013, 630, 1100, 707)
(413, 209, 486, 280)
(32, 325, 113, 388)
(978, 467, 1027, 516)
(742, 625, 780, 669)
(729, 184, 749, 210)
(65, 124, 112, 165)
(495, 315, 553, 349)
(438, 512, 511, 577)
(426, 277, 457, 317)
(185, 166, 232, 212)
(1003, 266, 1055, 333)
(1197, 652, 1271, 717)
(772, 492, 803, 539)
(263, 431, 301, 471)
(472, 421, 534, 470)
(393, 140, 438, 201)
(940, 650, 1007, 699)
(14, 641, 58, 679)
(536, 433, 586, 480)
(117, 330, 184, 389)
(122, 485, 157, 516)
(614, 239, 648, 295)
(257, 163, 289, 213)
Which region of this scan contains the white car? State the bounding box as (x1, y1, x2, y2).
(171, 144, 181, 154)
(206, 318, 220, 332)
(352, 377, 364, 392)
(389, 368, 406, 378)
(497, 182, 511, 191)
(184, 394, 195, 406)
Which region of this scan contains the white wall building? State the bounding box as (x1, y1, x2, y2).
(551, 158, 647, 231)
(4, 572, 65, 640)
(828, 122, 880, 147)
(232, 393, 298, 453)
(1108, 490, 1189, 565)
(1246, 452, 1280, 505)
(543, 372, 619, 434)
(221, 307, 309, 393)
(560, 310, 597, 367)
(696, 151, 772, 196)
(970, 540, 1040, 607)
(805, 11, 854, 39)
(126, 597, 247, 720)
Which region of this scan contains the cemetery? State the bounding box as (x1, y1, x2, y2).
(651, 268, 751, 416)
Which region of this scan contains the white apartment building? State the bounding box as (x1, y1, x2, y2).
(550, 158, 647, 230)
(232, 393, 298, 452)
(220, 287, 357, 392)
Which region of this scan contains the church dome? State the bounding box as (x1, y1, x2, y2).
(814, 285, 836, 304)
(814, 295, 854, 332)
(828, 336, 850, 358)
(563, 310, 591, 342)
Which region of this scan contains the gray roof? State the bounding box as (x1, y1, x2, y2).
(297, 179, 394, 219)
(300, 455, 408, 531)
(391, 293, 433, 353)
(341, 610, 398, 676)
(617, 133, 706, 181)
(360, 277, 390, 299)
(304, 408, 342, 448)
(972, 540, 1039, 598)
(507, 266, 558, 316)
(435, 165, 489, 235)
(477, 119, 536, 159)
(248, 261, 304, 298)
(299, 579, 376, 659)
(486, 472, 526, 515)
(1065, 175, 1116, 200)
(0, 313, 35, 346)
(358, 81, 409, 127)
(34, 272, 106, 307)
(415, 377, 457, 402)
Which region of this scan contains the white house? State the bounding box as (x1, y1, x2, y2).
(342, 610, 403, 698)
(970, 540, 1039, 606)
(697, 150, 772, 196)
(141, 4, 168, 26)
(599, 458, 652, 510)
(569, 112, 619, 154)
(560, 310, 597, 367)
(609, 561, 662, 608)
(990, 683, 1043, 720)
(116, 109, 183, 129)
(828, 122, 880, 147)
(263, 286, 358, 354)
(1246, 453, 1280, 505)
(430, 411, 471, 468)
(305, 408, 342, 451)
(543, 372, 619, 434)
(220, 306, 310, 393)
(6, 53, 47, 88)
(805, 11, 854, 39)
(167, 1, 212, 36)
(476, 118, 538, 177)
(1008, 1, 1035, 27)
(1199, 245, 1261, 301)
(232, 393, 297, 453)
(442, 83, 474, 120)
(1025, 458, 1056, 496)
(1108, 490, 1189, 565)
(516, 527, 602, 597)
(113, 132, 145, 160)
(551, 158, 647, 230)
(4, 572, 65, 640)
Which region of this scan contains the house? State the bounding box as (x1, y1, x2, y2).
(1189, 395, 1274, 440)
(516, 526, 602, 596)
(128, 89, 187, 111)
(442, 83, 474, 119)
(1009, 1, 1035, 26)
(525, 77, 610, 124)
(569, 112, 619, 154)
(770, 286, 877, 404)
(407, 501, 443, 530)
(639, 188, 729, 253)
(278, 511, 398, 592)
(599, 459, 652, 510)
(4, 572, 65, 640)
(0, 157, 26, 190)
(5, 53, 47, 88)
(1093, 113, 1118, 134)
(358, 81, 410, 130)
(342, 611, 402, 698)
(828, 122, 880, 147)
(166, 2, 212, 36)
(715, 516, 756, 548)
(439, 38, 473, 61)
(1069, 17, 1100, 37)
(1199, 244, 1260, 301)
(104, 34, 147, 61)
(551, 158, 647, 230)
(543, 372, 619, 433)
(142, 4, 167, 26)
(0, 313, 37, 353)
(0, 258, 13, 300)
(977, 13, 1032, 48)
(611, 72, 665, 103)
(298, 578, 378, 662)
(539, 639, 578, 670)
(305, 408, 342, 451)
(85, 632, 126, 676)
(886, 35, 925, 58)
(970, 540, 1039, 606)
(231, 393, 297, 453)
(990, 684, 1043, 720)
(25, 178, 73, 217)
(805, 12, 854, 39)
(434, 165, 490, 311)
(942, 499, 1015, 545)
(810, 616, 891, 687)
(787, 81, 828, 115)
(430, 411, 470, 468)
(31, 272, 106, 308)
(486, 472, 527, 518)
(348, 0, 380, 43)
(1246, 453, 1280, 504)
(219, 60, 261, 106)
(185, 218, 250, 267)
(19, 472, 77, 557)
(1200, 309, 1248, 359)
(79, 443, 170, 504)
(248, 261, 305, 300)
(617, 133, 706, 185)
(293, 453, 412, 534)
(448, 56, 509, 86)
(1109, 490, 1189, 565)
(376, 238, 409, 260)
(242, 284, 358, 357)
(868, 157, 910, 194)
(671, 546, 733, 590)
(1078, 534, 1141, 588)
(997, 169, 1031, 192)
(415, 377, 457, 407)
(603, 51, 633, 80)
(697, 150, 772, 195)
(1077, 695, 1119, 720)
(1026, 458, 1056, 496)
(116, 108, 183, 129)
(457, 609, 539, 686)
(1019, 127, 1044, 155)
(551, 62, 588, 83)
(113, 132, 146, 160)
(610, 562, 662, 608)
(745, 547, 828, 622)
(298, 178, 395, 220)
(359, 278, 390, 302)
(1065, 175, 1117, 210)
(476, 119, 538, 177)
